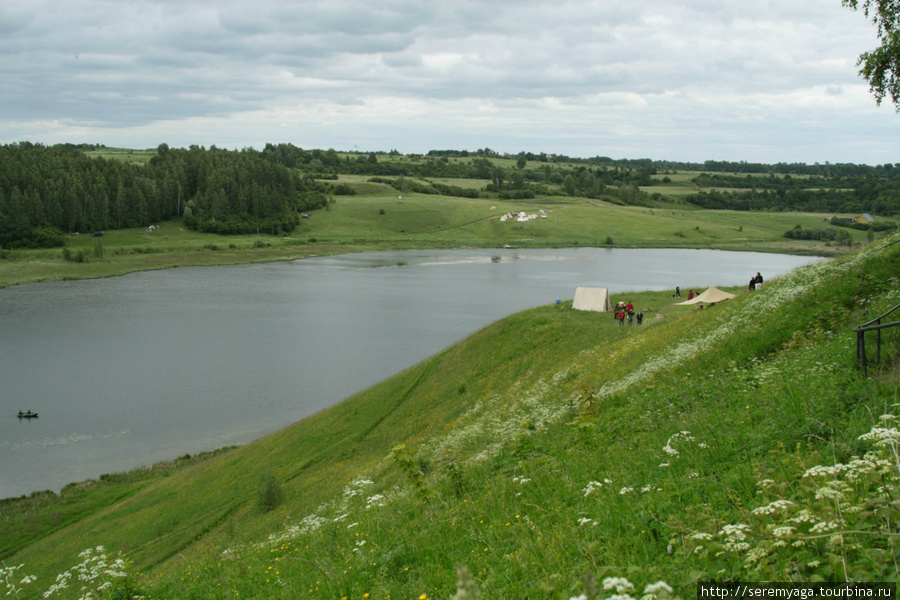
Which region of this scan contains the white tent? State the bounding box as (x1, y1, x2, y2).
(674, 286, 736, 306)
(572, 287, 612, 312)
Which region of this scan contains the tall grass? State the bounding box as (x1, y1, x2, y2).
(6, 237, 900, 599)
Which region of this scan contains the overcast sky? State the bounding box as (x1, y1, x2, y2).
(2, 0, 898, 164)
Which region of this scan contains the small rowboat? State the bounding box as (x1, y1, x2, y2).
(17, 411, 39, 419)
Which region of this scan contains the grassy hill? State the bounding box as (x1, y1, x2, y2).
(4, 235, 900, 599)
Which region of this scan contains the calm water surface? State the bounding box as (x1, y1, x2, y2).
(0, 248, 825, 498)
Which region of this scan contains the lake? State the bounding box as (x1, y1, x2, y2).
(0, 247, 826, 498)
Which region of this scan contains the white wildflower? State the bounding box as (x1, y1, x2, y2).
(815, 480, 852, 501)
(788, 509, 814, 524)
(803, 465, 838, 478)
(583, 481, 604, 496)
(810, 520, 841, 533)
(744, 547, 770, 565)
(770, 526, 795, 538)
(644, 581, 674, 596)
(365, 494, 387, 509)
(751, 499, 794, 515)
(603, 577, 636, 593)
(619, 486, 634, 495)
(858, 426, 900, 448)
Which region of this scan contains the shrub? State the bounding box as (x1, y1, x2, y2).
(256, 474, 284, 513)
(783, 225, 836, 241)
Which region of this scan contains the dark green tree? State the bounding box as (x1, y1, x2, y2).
(844, 0, 900, 109)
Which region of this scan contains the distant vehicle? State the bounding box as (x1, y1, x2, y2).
(91, 231, 103, 237)
(17, 410, 38, 419)
(301, 213, 311, 219)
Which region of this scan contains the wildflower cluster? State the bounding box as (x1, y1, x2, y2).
(424, 365, 582, 466)
(681, 413, 900, 581)
(661, 431, 697, 458)
(42, 546, 133, 599)
(1, 562, 36, 599)
(568, 575, 676, 600)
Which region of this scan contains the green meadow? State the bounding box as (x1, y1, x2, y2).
(0, 174, 869, 289)
(3, 230, 900, 598)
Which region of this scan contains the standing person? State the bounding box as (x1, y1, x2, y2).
(755, 272, 763, 290)
(618, 310, 625, 325)
(675, 286, 681, 297)
(626, 301, 633, 314)
(628, 311, 634, 326)
(636, 310, 643, 325)
(687, 289, 694, 301)
(749, 277, 756, 291)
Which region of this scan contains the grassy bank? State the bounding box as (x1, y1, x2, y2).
(4, 235, 900, 598)
(0, 183, 869, 288)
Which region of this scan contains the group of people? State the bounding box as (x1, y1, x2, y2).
(614, 301, 643, 326)
(749, 272, 764, 291)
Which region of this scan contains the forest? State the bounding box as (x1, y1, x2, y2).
(0, 143, 329, 249)
(1, 141, 899, 249)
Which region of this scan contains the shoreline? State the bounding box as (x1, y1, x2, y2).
(0, 238, 843, 291)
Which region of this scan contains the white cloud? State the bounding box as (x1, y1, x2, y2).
(1, 0, 897, 163)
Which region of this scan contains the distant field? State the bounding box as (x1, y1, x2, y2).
(84, 148, 157, 164)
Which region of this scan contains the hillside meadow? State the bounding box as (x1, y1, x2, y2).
(3, 232, 900, 599)
(0, 174, 870, 289)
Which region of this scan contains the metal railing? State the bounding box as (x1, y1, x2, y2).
(853, 302, 900, 377)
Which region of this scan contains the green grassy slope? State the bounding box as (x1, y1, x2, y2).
(7, 237, 900, 599)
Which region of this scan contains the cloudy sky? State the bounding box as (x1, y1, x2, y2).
(2, 0, 898, 164)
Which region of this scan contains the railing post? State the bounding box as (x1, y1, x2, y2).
(876, 318, 882, 365)
(858, 330, 867, 377)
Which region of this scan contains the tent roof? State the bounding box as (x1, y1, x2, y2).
(572, 287, 612, 312)
(674, 286, 736, 305)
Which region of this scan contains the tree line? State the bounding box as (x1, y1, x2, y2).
(685, 173, 900, 216)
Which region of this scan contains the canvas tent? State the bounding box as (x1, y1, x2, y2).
(572, 287, 612, 312)
(674, 286, 736, 306)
